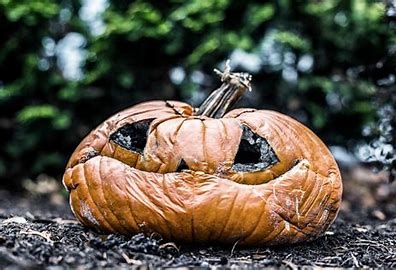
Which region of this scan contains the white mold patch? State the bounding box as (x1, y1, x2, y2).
(284, 220, 291, 231)
(80, 201, 100, 227)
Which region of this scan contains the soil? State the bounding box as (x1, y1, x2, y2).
(1, 166, 396, 269)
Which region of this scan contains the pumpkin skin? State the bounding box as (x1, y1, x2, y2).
(63, 98, 343, 246)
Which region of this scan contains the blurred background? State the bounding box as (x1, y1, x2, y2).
(0, 0, 395, 219)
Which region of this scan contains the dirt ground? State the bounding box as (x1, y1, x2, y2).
(1, 165, 396, 269)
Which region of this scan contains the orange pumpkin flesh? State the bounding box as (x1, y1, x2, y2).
(63, 64, 342, 246)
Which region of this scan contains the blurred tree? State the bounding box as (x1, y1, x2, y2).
(0, 0, 394, 189)
(0, 0, 64, 188)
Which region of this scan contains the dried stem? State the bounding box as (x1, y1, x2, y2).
(195, 60, 252, 118)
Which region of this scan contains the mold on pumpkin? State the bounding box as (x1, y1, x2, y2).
(63, 61, 343, 246)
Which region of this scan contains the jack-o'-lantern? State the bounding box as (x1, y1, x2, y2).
(63, 62, 342, 246)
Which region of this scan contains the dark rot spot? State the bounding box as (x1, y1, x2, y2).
(78, 150, 99, 164)
(232, 125, 279, 172)
(110, 119, 154, 154)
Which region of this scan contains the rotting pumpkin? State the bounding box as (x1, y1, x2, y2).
(62, 61, 342, 246)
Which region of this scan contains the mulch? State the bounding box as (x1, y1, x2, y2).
(1, 167, 396, 269)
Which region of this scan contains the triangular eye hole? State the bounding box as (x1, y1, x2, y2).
(109, 119, 154, 154)
(232, 125, 279, 172)
(176, 159, 189, 172)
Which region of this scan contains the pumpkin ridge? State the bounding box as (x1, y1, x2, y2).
(200, 120, 212, 173)
(76, 162, 113, 232)
(99, 157, 135, 234)
(269, 201, 312, 243)
(295, 169, 319, 218)
(71, 192, 94, 230)
(299, 174, 335, 229)
(148, 114, 186, 134)
(190, 174, 196, 242)
(218, 190, 238, 240)
(170, 118, 188, 145)
(241, 194, 267, 243)
(121, 176, 142, 235)
(150, 128, 168, 170)
(89, 157, 122, 232)
(259, 211, 289, 244)
(159, 173, 183, 240)
(123, 175, 149, 235)
(276, 212, 307, 239)
(213, 119, 237, 173)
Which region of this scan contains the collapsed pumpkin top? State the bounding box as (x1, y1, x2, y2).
(195, 60, 252, 118)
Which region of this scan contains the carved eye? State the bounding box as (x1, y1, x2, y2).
(109, 119, 153, 154)
(232, 125, 279, 172)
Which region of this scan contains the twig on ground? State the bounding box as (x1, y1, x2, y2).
(19, 230, 54, 245)
(121, 252, 144, 265)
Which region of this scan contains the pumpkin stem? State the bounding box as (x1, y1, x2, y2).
(195, 60, 252, 118)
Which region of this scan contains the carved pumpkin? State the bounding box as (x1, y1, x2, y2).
(63, 62, 342, 246)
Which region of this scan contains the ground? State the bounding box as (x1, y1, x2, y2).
(0, 165, 395, 269)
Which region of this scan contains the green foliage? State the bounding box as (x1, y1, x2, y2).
(0, 0, 59, 23)
(17, 105, 59, 122)
(273, 30, 310, 52)
(0, 0, 394, 188)
(245, 3, 275, 30)
(16, 104, 71, 130)
(169, 0, 229, 31)
(105, 2, 172, 39)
